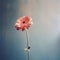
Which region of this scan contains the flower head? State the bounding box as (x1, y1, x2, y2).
(15, 16, 33, 31)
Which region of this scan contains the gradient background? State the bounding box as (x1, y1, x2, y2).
(1, 0, 60, 60)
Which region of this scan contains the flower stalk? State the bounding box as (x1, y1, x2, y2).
(25, 29, 30, 60)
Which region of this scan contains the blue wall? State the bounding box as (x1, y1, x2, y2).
(1, 0, 60, 60)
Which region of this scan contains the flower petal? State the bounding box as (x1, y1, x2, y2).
(15, 16, 33, 31)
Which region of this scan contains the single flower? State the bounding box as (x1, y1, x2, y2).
(15, 16, 33, 31)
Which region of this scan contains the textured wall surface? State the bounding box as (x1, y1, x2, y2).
(1, 0, 60, 60)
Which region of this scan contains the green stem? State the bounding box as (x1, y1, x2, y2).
(26, 29, 30, 60)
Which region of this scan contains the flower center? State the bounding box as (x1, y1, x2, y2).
(23, 21, 25, 24)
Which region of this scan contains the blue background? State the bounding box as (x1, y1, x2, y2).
(1, 0, 60, 60)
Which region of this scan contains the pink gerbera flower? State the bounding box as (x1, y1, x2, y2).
(15, 16, 33, 31)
